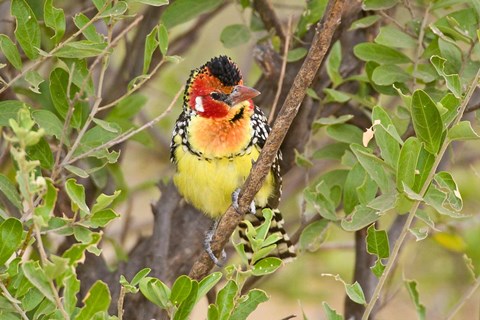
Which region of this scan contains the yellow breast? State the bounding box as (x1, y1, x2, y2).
(173, 145, 275, 217)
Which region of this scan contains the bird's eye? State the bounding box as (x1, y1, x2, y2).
(210, 92, 221, 100)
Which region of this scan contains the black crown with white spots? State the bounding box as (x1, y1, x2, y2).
(206, 56, 242, 87)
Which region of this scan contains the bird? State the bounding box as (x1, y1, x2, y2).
(170, 55, 296, 266)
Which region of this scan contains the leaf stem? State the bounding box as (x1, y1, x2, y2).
(362, 64, 480, 320)
(446, 276, 480, 320)
(0, 281, 29, 320)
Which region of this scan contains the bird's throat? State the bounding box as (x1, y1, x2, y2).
(189, 104, 253, 158)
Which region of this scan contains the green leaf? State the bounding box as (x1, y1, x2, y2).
(372, 106, 401, 168)
(73, 13, 103, 43)
(371, 64, 410, 85)
(92, 118, 120, 133)
(44, 0, 65, 44)
(411, 90, 443, 154)
(162, 0, 223, 29)
(65, 165, 89, 178)
(354, 43, 411, 64)
(107, 94, 147, 120)
(143, 26, 158, 74)
(0, 218, 23, 265)
(346, 281, 367, 305)
(220, 24, 251, 48)
(0, 34, 22, 70)
(0, 174, 22, 209)
(170, 275, 192, 305)
(375, 26, 417, 48)
(326, 124, 363, 145)
(139, 277, 171, 309)
(435, 171, 462, 211)
(351, 144, 394, 194)
(32, 110, 63, 140)
(207, 304, 219, 320)
(322, 301, 343, 320)
(430, 55, 462, 98)
(424, 185, 463, 218)
(287, 47, 308, 62)
(371, 259, 386, 277)
(397, 137, 421, 192)
(341, 205, 380, 231)
(251, 257, 282, 276)
(27, 137, 54, 169)
(25, 70, 44, 94)
(21, 288, 44, 312)
(344, 163, 373, 214)
(314, 115, 354, 127)
(174, 281, 198, 320)
(413, 147, 435, 193)
(299, 220, 329, 252)
(158, 24, 168, 56)
(54, 41, 107, 58)
(65, 178, 90, 213)
(366, 225, 389, 259)
(98, 1, 128, 18)
(217, 280, 238, 320)
(11, 0, 41, 60)
(405, 280, 426, 320)
(230, 289, 269, 320)
(76, 281, 111, 320)
(22, 261, 55, 303)
(448, 121, 480, 141)
(135, 0, 169, 5)
(349, 15, 380, 31)
(326, 41, 342, 86)
(131, 268, 151, 286)
(312, 143, 349, 160)
(88, 208, 118, 228)
(363, 0, 399, 10)
(323, 88, 351, 103)
(49, 68, 85, 128)
(63, 273, 80, 315)
(197, 272, 222, 303)
(92, 190, 121, 213)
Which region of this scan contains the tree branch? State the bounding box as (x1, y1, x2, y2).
(188, 0, 347, 281)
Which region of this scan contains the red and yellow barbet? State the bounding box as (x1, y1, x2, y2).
(170, 56, 296, 264)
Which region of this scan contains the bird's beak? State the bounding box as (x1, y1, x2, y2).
(228, 85, 260, 106)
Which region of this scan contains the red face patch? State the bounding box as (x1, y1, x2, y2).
(188, 69, 244, 119)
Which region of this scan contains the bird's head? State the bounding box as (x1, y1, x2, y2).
(184, 56, 260, 118)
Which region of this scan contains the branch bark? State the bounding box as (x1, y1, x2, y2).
(188, 0, 347, 281)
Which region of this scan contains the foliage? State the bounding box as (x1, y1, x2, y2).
(0, 0, 479, 319)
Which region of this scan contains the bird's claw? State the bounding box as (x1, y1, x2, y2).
(204, 220, 227, 267)
(232, 188, 256, 215)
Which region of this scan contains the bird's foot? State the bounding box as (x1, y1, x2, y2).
(204, 219, 227, 267)
(232, 188, 256, 215)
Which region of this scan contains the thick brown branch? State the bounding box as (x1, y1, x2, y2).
(188, 0, 347, 281)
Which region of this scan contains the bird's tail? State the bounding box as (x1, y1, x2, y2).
(238, 208, 296, 264)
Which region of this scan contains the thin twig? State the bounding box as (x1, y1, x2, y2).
(268, 16, 292, 124)
(446, 276, 480, 320)
(411, 3, 431, 90)
(97, 59, 166, 112)
(63, 87, 181, 165)
(0, 281, 29, 320)
(61, 19, 116, 166)
(188, 0, 346, 281)
(34, 224, 70, 319)
(117, 286, 126, 320)
(362, 64, 480, 320)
